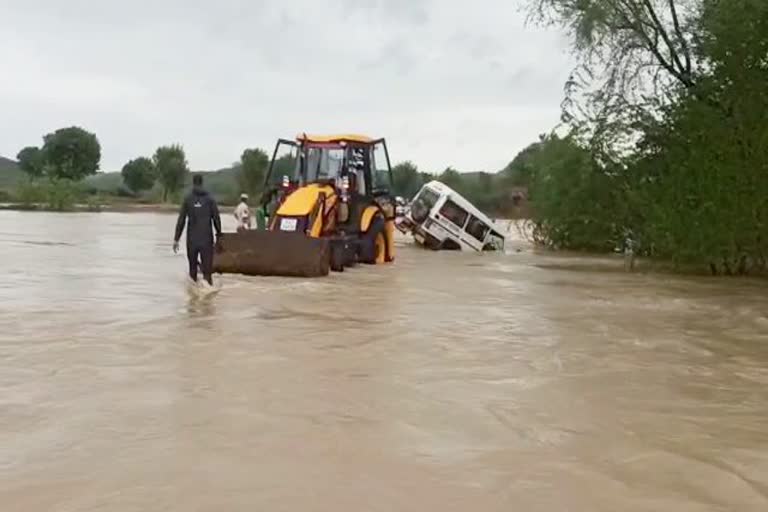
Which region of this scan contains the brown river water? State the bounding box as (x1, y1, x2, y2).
(1, 211, 768, 511)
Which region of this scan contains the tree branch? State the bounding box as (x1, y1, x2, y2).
(667, 0, 692, 75)
(613, 5, 679, 83)
(639, 0, 691, 86)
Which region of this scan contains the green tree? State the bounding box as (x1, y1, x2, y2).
(501, 138, 545, 187)
(392, 161, 424, 199)
(523, 0, 768, 273)
(627, 0, 768, 273)
(471, 172, 503, 213)
(438, 167, 463, 190)
(527, 134, 621, 251)
(477, 172, 493, 194)
(238, 148, 269, 197)
(153, 145, 188, 202)
(121, 157, 156, 194)
(526, 0, 701, 159)
(41, 126, 101, 181)
(16, 146, 44, 181)
(528, 0, 697, 95)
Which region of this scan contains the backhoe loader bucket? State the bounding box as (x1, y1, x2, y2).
(213, 230, 331, 278)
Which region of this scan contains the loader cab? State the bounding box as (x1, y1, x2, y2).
(263, 134, 396, 222)
(266, 135, 392, 185)
(261, 134, 398, 270)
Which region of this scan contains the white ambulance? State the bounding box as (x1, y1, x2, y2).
(397, 180, 506, 252)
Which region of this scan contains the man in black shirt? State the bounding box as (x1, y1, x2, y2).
(173, 174, 222, 286)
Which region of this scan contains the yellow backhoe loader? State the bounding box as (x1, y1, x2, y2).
(212, 134, 397, 277)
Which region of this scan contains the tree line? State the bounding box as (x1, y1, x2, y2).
(13, 126, 532, 215)
(14, 127, 274, 207)
(389, 161, 527, 216)
(120, 146, 271, 203)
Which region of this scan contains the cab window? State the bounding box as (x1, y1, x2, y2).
(348, 147, 367, 195)
(439, 199, 468, 228)
(268, 142, 299, 186)
(305, 147, 344, 182)
(466, 215, 490, 242)
(371, 142, 392, 191)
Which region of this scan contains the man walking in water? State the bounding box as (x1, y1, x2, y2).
(173, 174, 222, 286)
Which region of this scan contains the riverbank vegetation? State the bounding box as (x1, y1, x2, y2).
(518, 0, 768, 275)
(9, 127, 102, 211)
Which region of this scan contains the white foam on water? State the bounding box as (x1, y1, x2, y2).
(194, 273, 330, 295)
(184, 275, 223, 298)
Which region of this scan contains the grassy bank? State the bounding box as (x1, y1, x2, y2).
(0, 201, 238, 214)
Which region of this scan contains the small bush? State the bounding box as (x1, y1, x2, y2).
(85, 192, 110, 212)
(45, 179, 79, 211)
(115, 185, 136, 198)
(16, 181, 47, 206)
(15, 180, 80, 211)
(140, 187, 165, 204)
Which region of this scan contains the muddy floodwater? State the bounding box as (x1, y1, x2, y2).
(1, 211, 768, 511)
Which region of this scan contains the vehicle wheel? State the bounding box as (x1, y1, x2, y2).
(331, 243, 345, 272)
(374, 231, 387, 264)
(360, 216, 387, 264)
(440, 239, 462, 251)
(344, 242, 358, 267)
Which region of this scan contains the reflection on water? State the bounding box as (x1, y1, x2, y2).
(1, 211, 767, 511)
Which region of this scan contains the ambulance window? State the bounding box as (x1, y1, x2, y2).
(439, 199, 468, 228)
(466, 215, 490, 242)
(416, 187, 439, 211)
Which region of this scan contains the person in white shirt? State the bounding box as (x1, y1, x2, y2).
(233, 193, 252, 232)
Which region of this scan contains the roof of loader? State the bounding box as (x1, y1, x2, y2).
(295, 133, 375, 144)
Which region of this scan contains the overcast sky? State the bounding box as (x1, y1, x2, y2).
(0, 0, 573, 173)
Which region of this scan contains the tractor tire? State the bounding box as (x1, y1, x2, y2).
(344, 242, 358, 267)
(359, 216, 387, 264)
(330, 242, 345, 272)
(440, 239, 462, 251)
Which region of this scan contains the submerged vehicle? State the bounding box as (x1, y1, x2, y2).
(396, 180, 506, 252)
(213, 133, 397, 277)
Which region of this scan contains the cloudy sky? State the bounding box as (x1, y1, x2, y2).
(0, 0, 573, 173)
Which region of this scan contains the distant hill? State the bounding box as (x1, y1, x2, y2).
(0, 156, 24, 188)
